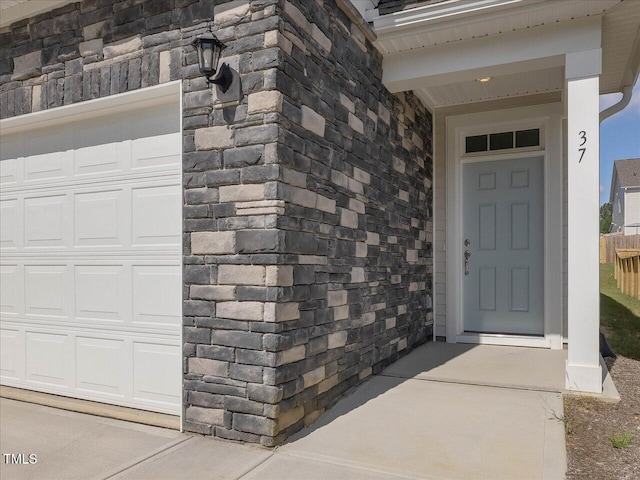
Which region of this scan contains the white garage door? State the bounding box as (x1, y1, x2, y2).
(0, 85, 182, 415)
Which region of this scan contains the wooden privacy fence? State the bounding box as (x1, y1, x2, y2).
(614, 248, 640, 299)
(600, 234, 640, 263)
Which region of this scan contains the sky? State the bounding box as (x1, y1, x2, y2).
(599, 81, 640, 205)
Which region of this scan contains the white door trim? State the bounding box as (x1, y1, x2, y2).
(445, 103, 564, 349)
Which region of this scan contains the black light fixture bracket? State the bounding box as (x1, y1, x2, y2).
(207, 62, 233, 93)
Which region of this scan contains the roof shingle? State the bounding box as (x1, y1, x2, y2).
(614, 158, 640, 188)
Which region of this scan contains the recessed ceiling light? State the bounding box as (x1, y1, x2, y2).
(476, 77, 492, 83)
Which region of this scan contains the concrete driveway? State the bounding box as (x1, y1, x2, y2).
(0, 344, 567, 480)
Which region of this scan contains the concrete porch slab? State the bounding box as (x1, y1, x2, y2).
(282, 375, 567, 480)
(383, 342, 567, 392)
(382, 342, 619, 400)
(111, 436, 272, 480)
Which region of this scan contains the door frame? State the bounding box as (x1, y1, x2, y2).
(445, 103, 564, 349)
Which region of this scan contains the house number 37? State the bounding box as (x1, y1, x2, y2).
(578, 130, 587, 163)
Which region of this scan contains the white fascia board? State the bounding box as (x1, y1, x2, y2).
(0, 81, 181, 135)
(0, 0, 75, 28)
(609, 169, 618, 205)
(373, 0, 542, 34)
(382, 16, 602, 93)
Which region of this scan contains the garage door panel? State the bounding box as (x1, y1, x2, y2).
(131, 139, 181, 170)
(132, 184, 181, 246)
(75, 265, 127, 322)
(1, 264, 21, 316)
(132, 265, 181, 326)
(76, 336, 128, 396)
(1, 90, 181, 415)
(131, 104, 180, 172)
(73, 117, 129, 176)
(133, 342, 181, 407)
(25, 331, 73, 388)
(3, 111, 180, 194)
(0, 327, 24, 381)
(0, 198, 20, 250)
(0, 135, 21, 184)
(2, 322, 181, 413)
(24, 194, 70, 248)
(24, 265, 71, 319)
(132, 103, 180, 137)
(74, 189, 126, 247)
(23, 126, 70, 183)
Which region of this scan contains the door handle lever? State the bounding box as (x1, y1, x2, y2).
(464, 250, 471, 276)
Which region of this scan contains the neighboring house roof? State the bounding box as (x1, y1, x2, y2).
(614, 158, 640, 187)
(609, 158, 640, 203)
(613, 158, 640, 188)
(378, 0, 447, 15)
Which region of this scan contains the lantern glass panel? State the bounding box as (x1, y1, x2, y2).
(195, 43, 204, 72)
(203, 42, 214, 72)
(211, 45, 222, 74)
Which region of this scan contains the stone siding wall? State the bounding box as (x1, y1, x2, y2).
(270, 0, 433, 441)
(0, 0, 432, 446)
(0, 0, 207, 116)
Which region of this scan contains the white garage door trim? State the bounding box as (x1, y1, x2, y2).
(1, 81, 182, 136)
(0, 81, 183, 417)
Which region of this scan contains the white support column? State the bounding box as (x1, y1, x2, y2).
(565, 48, 602, 393)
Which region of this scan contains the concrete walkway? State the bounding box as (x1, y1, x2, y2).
(1, 343, 569, 480)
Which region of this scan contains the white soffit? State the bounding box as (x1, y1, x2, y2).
(375, 0, 640, 107)
(601, 0, 640, 94)
(0, 0, 75, 28)
(0, 0, 29, 10)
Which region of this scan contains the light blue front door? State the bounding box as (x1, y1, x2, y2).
(462, 157, 544, 335)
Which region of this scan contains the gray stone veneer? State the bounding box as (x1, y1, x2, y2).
(0, 0, 432, 446)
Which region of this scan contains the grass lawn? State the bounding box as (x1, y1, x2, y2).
(600, 263, 640, 360)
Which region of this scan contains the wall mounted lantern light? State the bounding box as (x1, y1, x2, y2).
(192, 26, 233, 92)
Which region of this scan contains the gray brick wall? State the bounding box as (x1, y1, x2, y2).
(0, 0, 432, 446)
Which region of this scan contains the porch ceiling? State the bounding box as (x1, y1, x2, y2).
(375, 0, 640, 108)
(415, 66, 564, 108)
